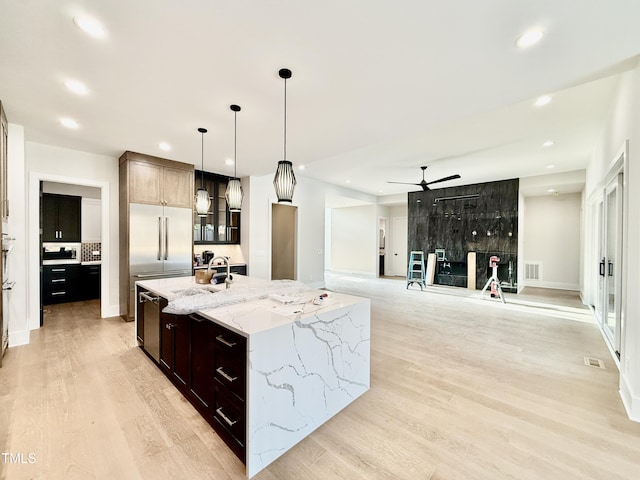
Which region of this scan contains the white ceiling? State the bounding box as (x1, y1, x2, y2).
(2, 1, 640, 199)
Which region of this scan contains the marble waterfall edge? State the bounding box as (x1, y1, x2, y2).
(246, 299, 371, 477)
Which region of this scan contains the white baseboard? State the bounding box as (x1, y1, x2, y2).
(9, 329, 30, 347)
(522, 281, 580, 291)
(308, 281, 326, 289)
(620, 373, 640, 423)
(102, 303, 121, 318)
(326, 269, 377, 278)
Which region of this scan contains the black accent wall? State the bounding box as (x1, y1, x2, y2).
(408, 178, 519, 289)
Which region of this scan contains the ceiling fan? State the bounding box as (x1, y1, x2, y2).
(387, 165, 461, 191)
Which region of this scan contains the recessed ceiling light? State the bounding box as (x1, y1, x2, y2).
(345, 179, 351, 184)
(535, 95, 552, 107)
(64, 79, 89, 95)
(298, 165, 306, 171)
(516, 28, 544, 49)
(159, 142, 171, 151)
(547, 189, 556, 193)
(60, 118, 79, 129)
(225, 158, 234, 166)
(547, 164, 555, 169)
(543, 140, 554, 147)
(73, 15, 107, 39)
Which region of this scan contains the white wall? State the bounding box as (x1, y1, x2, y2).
(5, 124, 29, 346)
(27, 142, 120, 326)
(585, 63, 640, 421)
(330, 205, 378, 275)
(523, 193, 582, 290)
(247, 173, 378, 287)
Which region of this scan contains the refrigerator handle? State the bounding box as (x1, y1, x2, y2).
(164, 217, 169, 260)
(157, 216, 162, 261)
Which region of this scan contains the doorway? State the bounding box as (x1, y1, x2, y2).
(390, 216, 408, 277)
(589, 145, 626, 360)
(593, 173, 623, 357)
(271, 204, 297, 280)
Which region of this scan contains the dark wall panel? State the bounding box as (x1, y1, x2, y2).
(408, 178, 519, 289)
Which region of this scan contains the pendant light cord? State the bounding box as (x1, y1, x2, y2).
(234, 110, 238, 177)
(283, 76, 287, 161)
(200, 131, 205, 188)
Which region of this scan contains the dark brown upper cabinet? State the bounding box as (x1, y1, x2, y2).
(193, 170, 240, 245)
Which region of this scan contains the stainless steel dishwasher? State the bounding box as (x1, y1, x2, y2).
(139, 290, 161, 362)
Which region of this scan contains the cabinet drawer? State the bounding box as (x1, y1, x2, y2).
(213, 383, 245, 445)
(213, 328, 246, 358)
(214, 349, 246, 400)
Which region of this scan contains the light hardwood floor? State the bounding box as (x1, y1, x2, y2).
(2, 275, 640, 479)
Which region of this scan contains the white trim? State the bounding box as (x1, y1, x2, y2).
(620, 373, 640, 422)
(521, 281, 580, 291)
(8, 329, 29, 347)
(29, 172, 113, 331)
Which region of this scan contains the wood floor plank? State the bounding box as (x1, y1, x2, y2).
(2, 278, 640, 479)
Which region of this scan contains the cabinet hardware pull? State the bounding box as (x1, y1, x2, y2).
(51, 268, 66, 273)
(157, 216, 162, 261)
(51, 291, 66, 296)
(216, 335, 237, 348)
(216, 407, 237, 426)
(164, 217, 169, 260)
(139, 291, 159, 304)
(51, 279, 66, 283)
(188, 314, 204, 322)
(165, 323, 172, 330)
(216, 367, 237, 382)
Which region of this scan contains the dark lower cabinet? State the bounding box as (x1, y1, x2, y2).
(42, 265, 82, 304)
(159, 312, 190, 387)
(81, 265, 101, 300)
(150, 309, 247, 463)
(190, 314, 216, 414)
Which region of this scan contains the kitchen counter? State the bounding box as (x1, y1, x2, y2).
(135, 275, 370, 478)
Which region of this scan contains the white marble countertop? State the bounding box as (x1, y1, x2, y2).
(135, 275, 368, 337)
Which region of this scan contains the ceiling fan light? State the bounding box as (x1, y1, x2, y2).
(273, 160, 296, 203)
(226, 178, 243, 212)
(195, 188, 210, 217)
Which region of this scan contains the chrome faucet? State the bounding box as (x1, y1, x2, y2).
(209, 256, 233, 289)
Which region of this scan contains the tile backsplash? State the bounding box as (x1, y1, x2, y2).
(81, 242, 101, 262)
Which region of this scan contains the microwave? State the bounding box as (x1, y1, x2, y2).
(42, 243, 81, 265)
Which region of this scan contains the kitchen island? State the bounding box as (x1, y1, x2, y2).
(135, 275, 370, 478)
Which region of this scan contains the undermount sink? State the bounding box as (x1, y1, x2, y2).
(171, 286, 220, 297)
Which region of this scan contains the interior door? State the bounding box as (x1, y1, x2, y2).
(271, 204, 297, 280)
(603, 173, 623, 356)
(390, 216, 408, 277)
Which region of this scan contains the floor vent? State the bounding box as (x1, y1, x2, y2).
(584, 357, 605, 369)
(524, 262, 542, 281)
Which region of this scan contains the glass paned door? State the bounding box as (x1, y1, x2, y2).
(594, 195, 605, 325)
(603, 173, 623, 356)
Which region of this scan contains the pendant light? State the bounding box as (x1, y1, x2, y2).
(273, 68, 297, 202)
(195, 127, 211, 217)
(225, 105, 243, 212)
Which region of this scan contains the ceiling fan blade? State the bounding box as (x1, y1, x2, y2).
(387, 181, 422, 186)
(425, 174, 461, 186)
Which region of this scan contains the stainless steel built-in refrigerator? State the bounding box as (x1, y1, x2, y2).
(128, 203, 192, 313)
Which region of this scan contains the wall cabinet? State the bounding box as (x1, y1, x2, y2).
(119, 151, 194, 320)
(194, 170, 240, 245)
(42, 193, 81, 242)
(125, 154, 194, 208)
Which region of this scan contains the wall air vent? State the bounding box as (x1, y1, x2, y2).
(524, 262, 542, 281)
